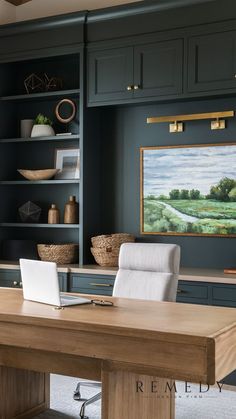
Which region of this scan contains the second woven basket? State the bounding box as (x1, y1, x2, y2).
(91, 233, 135, 267)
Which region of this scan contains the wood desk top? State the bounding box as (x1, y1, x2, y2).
(0, 288, 235, 339)
(0, 289, 236, 384)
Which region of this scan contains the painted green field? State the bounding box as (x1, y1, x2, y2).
(144, 199, 236, 235)
(163, 199, 236, 219)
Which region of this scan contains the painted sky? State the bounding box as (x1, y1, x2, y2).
(143, 145, 236, 197)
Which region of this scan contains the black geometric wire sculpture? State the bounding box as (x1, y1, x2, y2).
(24, 73, 63, 94)
(18, 201, 41, 223)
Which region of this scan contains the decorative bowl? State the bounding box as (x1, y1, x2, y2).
(18, 169, 59, 181)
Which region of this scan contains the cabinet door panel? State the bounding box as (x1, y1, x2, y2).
(176, 281, 208, 305)
(70, 273, 115, 296)
(188, 31, 236, 92)
(88, 47, 133, 103)
(133, 39, 183, 97)
(211, 284, 236, 308)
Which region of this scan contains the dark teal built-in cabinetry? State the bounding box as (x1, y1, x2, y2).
(88, 39, 183, 104)
(87, 26, 236, 106)
(0, 1, 236, 268)
(0, 12, 103, 265)
(188, 30, 236, 93)
(70, 273, 115, 296)
(68, 274, 236, 308)
(0, 269, 67, 291)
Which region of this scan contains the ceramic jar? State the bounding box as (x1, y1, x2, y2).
(64, 196, 79, 224)
(48, 204, 60, 224)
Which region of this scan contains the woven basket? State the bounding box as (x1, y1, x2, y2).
(91, 247, 120, 267)
(37, 244, 78, 264)
(91, 233, 135, 249)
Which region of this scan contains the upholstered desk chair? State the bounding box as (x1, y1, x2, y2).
(74, 242, 181, 418)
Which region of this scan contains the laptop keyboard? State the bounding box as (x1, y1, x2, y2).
(60, 294, 79, 301)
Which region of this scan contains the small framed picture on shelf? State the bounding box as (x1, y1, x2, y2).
(55, 148, 80, 179)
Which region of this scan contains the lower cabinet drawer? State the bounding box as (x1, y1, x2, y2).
(212, 285, 236, 308)
(176, 281, 208, 304)
(0, 269, 68, 291)
(70, 274, 115, 296)
(0, 269, 22, 288)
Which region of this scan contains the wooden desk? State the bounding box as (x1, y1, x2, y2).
(0, 289, 236, 418)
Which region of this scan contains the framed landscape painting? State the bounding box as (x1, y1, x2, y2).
(140, 143, 236, 237)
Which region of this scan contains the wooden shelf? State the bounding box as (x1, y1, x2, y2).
(0, 180, 80, 185)
(0, 223, 80, 228)
(0, 134, 80, 143)
(0, 89, 80, 102)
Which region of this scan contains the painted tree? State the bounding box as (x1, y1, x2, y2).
(180, 189, 189, 199)
(169, 189, 180, 199)
(207, 177, 236, 201)
(190, 189, 200, 200)
(229, 187, 236, 201)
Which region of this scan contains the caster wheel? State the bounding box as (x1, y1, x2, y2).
(73, 391, 82, 400)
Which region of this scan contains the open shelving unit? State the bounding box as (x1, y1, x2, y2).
(0, 134, 80, 143)
(0, 52, 83, 263)
(0, 180, 80, 185)
(0, 223, 80, 228)
(0, 89, 80, 102)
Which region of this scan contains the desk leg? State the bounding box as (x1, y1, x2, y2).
(0, 366, 49, 419)
(102, 370, 175, 419)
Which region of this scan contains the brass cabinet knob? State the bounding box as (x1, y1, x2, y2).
(126, 85, 133, 91)
(234, 74, 236, 79)
(133, 85, 140, 90)
(13, 281, 22, 287)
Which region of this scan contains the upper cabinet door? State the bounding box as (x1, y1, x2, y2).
(133, 39, 183, 98)
(88, 47, 133, 103)
(188, 31, 236, 92)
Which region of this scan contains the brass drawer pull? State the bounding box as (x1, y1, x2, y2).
(177, 288, 187, 294)
(126, 85, 133, 91)
(89, 283, 113, 287)
(133, 84, 140, 90)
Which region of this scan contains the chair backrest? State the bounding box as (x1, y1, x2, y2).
(112, 243, 180, 302)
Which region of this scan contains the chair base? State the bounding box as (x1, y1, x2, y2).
(73, 381, 102, 419)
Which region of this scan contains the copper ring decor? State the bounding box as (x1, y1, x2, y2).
(55, 99, 76, 123)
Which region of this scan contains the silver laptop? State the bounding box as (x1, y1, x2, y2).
(20, 258, 91, 307)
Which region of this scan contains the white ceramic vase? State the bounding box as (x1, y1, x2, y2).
(31, 124, 55, 138)
(20, 119, 34, 138)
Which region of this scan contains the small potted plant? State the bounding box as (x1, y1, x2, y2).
(31, 113, 55, 138)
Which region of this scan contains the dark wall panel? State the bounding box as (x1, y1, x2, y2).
(100, 96, 236, 269)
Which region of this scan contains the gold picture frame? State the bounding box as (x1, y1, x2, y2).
(140, 142, 236, 237)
